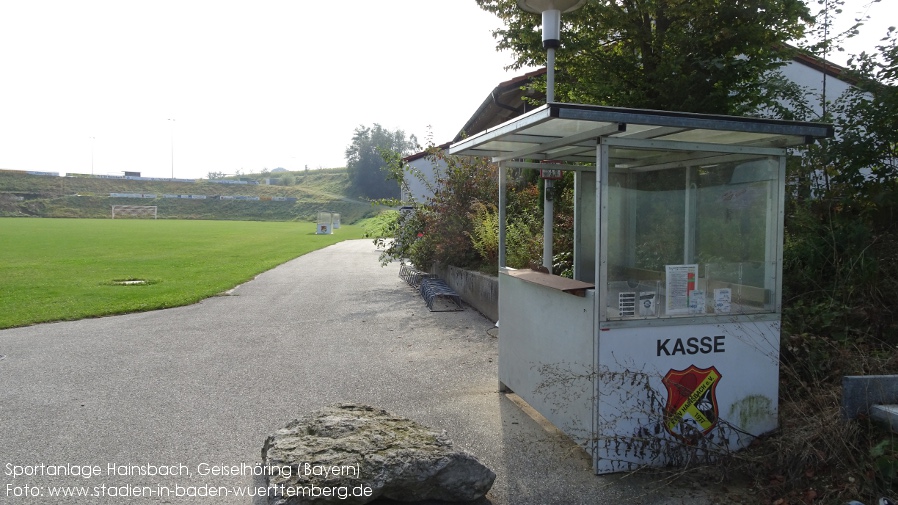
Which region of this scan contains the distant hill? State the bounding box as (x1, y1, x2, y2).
(0, 168, 385, 223)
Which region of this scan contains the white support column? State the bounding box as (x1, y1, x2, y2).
(541, 8, 558, 271)
(596, 141, 609, 324)
(573, 172, 581, 280)
(592, 139, 610, 473)
(546, 47, 556, 103)
(499, 161, 507, 269)
(683, 167, 697, 263)
(543, 41, 557, 271)
(773, 155, 786, 313)
(543, 178, 554, 270)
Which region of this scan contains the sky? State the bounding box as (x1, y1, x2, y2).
(0, 0, 892, 180)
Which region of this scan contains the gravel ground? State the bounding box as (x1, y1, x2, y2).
(0, 239, 729, 504)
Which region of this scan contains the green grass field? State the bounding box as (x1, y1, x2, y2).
(0, 218, 365, 329)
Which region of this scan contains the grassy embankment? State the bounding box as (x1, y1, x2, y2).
(0, 168, 384, 223)
(0, 218, 366, 329)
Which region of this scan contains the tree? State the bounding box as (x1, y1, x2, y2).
(345, 124, 417, 199)
(476, 0, 812, 116)
(829, 28, 898, 194)
(782, 25, 898, 338)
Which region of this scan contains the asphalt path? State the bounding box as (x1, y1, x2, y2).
(0, 240, 716, 504)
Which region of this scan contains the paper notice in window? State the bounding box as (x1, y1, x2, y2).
(619, 292, 636, 317)
(639, 291, 656, 316)
(714, 288, 732, 314)
(689, 290, 706, 314)
(665, 264, 698, 315)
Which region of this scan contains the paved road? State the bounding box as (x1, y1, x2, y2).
(0, 240, 715, 504)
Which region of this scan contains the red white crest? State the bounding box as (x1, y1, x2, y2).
(662, 365, 721, 441)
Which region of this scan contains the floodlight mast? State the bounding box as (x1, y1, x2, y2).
(516, 0, 585, 270)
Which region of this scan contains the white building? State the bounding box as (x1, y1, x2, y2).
(400, 142, 450, 205)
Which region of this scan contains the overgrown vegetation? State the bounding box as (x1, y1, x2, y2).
(372, 144, 546, 273)
(744, 25, 898, 503)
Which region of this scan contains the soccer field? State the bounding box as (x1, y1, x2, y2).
(0, 218, 365, 329)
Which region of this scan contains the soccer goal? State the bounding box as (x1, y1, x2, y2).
(111, 205, 157, 219)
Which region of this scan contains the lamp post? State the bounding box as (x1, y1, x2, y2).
(167, 118, 175, 180)
(516, 0, 585, 103)
(516, 0, 585, 271)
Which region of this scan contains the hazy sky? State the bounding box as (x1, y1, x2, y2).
(0, 0, 892, 180)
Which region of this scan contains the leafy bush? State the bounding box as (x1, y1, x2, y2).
(375, 144, 544, 272)
(468, 202, 500, 267)
(469, 201, 542, 270)
(360, 210, 399, 240)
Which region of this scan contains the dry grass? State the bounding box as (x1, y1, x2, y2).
(691, 334, 898, 504)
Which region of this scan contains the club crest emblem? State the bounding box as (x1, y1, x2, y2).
(662, 365, 721, 441)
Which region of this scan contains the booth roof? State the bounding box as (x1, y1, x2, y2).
(448, 103, 834, 164)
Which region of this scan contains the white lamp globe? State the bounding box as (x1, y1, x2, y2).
(516, 0, 586, 47)
(515, 0, 586, 13)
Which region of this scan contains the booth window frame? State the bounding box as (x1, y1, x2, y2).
(448, 103, 833, 329)
(596, 139, 788, 327)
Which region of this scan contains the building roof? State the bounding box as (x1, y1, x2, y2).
(790, 49, 854, 83)
(453, 68, 547, 143)
(403, 141, 451, 163)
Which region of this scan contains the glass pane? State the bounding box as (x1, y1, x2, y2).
(605, 149, 778, 320)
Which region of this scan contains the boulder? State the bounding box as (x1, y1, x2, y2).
(261, 404, 495, 505)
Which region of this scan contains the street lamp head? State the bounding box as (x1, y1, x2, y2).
(516, 0, 586, 13)
(516, 0, 585, 48)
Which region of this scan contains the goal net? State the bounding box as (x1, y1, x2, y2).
(111, 205, 158, 219)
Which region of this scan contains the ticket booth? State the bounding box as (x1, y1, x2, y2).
(449, 103, 832, 474)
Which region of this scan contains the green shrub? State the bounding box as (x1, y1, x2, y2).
(469, 201, 542, 271)
(469, 202, 500, 267)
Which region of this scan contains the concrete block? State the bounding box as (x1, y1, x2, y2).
(841, 375, 898, 419)
(871, 404, 898, 432)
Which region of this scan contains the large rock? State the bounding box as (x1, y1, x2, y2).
(261, 404, 496, 505)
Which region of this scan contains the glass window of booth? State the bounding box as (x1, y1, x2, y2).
(604, 148, 780, 320)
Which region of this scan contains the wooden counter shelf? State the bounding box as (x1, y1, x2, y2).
(504, 269, 595, 297)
